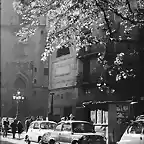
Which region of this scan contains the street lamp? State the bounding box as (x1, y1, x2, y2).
(12, 90, 24, 118)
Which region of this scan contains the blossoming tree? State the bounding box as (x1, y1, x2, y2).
(13, 0, 144, 96)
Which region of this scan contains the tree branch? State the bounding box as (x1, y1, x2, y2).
(95, 1, 113, 38)
(109, 7, 144, 24)
(126, 0, 133, 13)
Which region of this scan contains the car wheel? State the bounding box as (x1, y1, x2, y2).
(38, 136, 42, 142)
(49, 139, 55, 144)
(71, 140, 79, 144)
(39, 140, 48, 144)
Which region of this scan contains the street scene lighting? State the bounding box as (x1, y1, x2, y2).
(12, 90, 25, 118)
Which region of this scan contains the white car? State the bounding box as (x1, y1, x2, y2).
(117, 120, 144, 144)
(25, 120, 57, 143)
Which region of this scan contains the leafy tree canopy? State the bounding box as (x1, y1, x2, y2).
(13, 0, 144, 95)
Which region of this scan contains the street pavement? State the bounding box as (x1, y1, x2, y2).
(0, 132, 37, 144)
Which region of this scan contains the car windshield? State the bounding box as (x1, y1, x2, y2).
(40, 122, 56, 130)
(128, 121, 144, 134)
(72, 122, 94, 133)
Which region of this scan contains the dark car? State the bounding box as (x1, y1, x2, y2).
(40, 120, 106, 144)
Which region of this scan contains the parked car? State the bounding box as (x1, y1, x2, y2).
(40, 120, 106, 144)
(94, 124, 108, 142)
(117, 119, 144, 144)
(25, 120, 57, 144)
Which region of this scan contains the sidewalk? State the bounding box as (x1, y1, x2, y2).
(0, 136, 25, 144)
(0, 132, 27, 144)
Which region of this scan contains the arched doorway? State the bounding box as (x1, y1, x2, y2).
(14, 77, 26, 89)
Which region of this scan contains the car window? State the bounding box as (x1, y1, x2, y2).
(128, 121, 144, 134)
(55, 123, 63, 131)
(29, 123, 34, 129)
(40, 122, 56, 130)
(62, 123, 71, 132)
(72, 122, 94, 133)
(33, 122, 40, 129)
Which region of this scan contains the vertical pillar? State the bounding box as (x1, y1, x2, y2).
(108, 104, 117, 144)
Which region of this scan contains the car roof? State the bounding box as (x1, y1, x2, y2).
(132, 119, 144, 123)
(135, 119, 144, 122)
(33, 120, 57, 124)
(59, 120, 92, 124)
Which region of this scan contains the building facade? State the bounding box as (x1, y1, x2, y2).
(47, 11, 123, 121)
(1, 0, 49, 119)
(48, 42, 119, 121)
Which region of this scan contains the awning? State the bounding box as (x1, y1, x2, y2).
(82, 100, 132, 111)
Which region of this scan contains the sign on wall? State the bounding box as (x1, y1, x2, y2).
(55, 65, 70, 76)
(51, 57, 77, 89)
(116, 104, 129, 124)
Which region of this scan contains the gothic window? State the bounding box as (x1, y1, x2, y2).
(33, 79, 37, 84)
(41, 30, 44, 34)
(44, 68, 49, 75)
(34, 67, 37, 72)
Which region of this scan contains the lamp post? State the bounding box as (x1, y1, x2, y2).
(12, 90, 24, 119)
(50, 92, 54, 116)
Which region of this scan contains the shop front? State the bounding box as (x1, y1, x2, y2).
(82, 100, 133, 144)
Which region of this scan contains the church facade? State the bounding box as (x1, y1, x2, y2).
(1, 0, 49, 119)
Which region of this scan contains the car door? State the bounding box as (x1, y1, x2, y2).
(32, 122, 40, 142)
(60, 122, 72, 143)
(51, 123, 63, 142)
(120, 121, 143, 144)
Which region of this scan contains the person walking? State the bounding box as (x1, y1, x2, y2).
(25, 117, 31, 133)
(17, 121, 23, 139)
(10, 119, 17, 139)
(3, 117, 9, 137)
(69, 114, 75, 120)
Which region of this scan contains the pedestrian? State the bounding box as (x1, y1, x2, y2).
(66, 117, 69, 121)
(61, 117, 65, 121)
(3, 117, 9, 137)
(17, 121, 23, 139)
(69, 114, 75, 120)
(25, 117, 31, 133)
(36, 116, 40, 121)
(10, 119, 17, 139)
